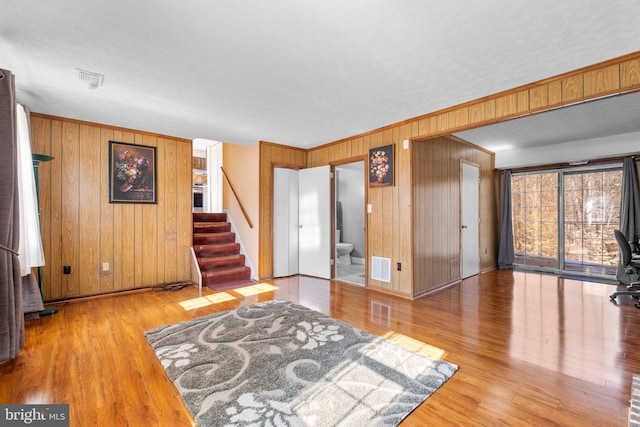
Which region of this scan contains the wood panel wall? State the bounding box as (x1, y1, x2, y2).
(412, 136, 496, 295)
(303, 51, 639, 298)
(306, 125, 414, 297)
(258, 141, 307, 279)
(30, 114, 193, 301)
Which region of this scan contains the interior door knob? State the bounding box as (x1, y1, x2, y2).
(461, 225, 467, 229)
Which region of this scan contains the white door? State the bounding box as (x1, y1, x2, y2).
(298, 165, 331, 279)
(461, 162, 480, 278)
(273, 168, 299, 277)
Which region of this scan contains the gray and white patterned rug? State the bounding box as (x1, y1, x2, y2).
(631, 374, 640, 427)
(145, 300, 458, 426)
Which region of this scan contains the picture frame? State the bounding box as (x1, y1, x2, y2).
(109, 141, 157, 203)
(369, 144, 394, 187)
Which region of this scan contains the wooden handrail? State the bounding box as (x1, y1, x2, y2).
(220, 166, 254, 229)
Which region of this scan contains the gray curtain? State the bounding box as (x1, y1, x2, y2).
(498, 170, 514, 269)
(0, 68, 24, 362)
(620, 157, 640, 245)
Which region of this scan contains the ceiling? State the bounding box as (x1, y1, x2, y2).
(2, 1, 640, 150)
(454, 91, 640, 154)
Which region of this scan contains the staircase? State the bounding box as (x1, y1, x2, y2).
(193, 212, 253, 290)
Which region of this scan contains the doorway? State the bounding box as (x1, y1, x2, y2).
(334, 161, 366, 286)
(461, 161, 480, 278)
(273, 165, 332, 279)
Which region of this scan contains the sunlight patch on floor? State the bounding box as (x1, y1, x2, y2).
(382, 331, 447, 360)
(179, 292, 236, 310)
(233, 283, 279, 297)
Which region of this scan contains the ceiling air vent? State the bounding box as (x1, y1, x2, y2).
(371, 256, 391, 282)
(76, 68, 104, 90)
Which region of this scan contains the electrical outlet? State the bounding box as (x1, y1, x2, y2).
(397, 262, 402, 271)
(63, 265, 71, 274)
(102, 262, 109, 271)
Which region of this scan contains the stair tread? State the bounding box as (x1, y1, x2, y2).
(198, 254, 244, 261)
(202, 266, 251, 276)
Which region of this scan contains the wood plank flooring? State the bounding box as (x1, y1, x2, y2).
(1, 269, 639, 426)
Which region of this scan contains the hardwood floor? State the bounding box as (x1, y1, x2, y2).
(1, 269, 639, 426)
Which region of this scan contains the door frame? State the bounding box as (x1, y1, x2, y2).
(330, 155, 368, 285)
(460, 159, 480, 279)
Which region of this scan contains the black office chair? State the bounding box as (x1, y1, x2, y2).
(610, 229, 640, 307)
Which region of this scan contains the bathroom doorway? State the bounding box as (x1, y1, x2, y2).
(334, 160, 366, 286)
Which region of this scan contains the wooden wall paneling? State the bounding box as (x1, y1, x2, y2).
(417, 118, 429, 137)
(484, 99, 496, 121)
(30, 117, 52, 298)
(61, 121, 80, 297)
(115, 131, 136, 290)
(29, 114, 193, 300)
(411, 137, 426, 293)
(621, 58, 640, 88)
(548, 80, 562, 106)
(99, 128, 114, 292)
(381, 130, 394, 291)
(561, 75, 583, 102)
(436, 112, 449, 132)
(78, 124, 101, 295)
(49, 120, 63, 299)
(495, 93, 518, 118)
(258, 142, 273, 279)
(142, 134, 159, 286)
(153, 131, 164, 278)
(133, 134, 145, 287)
(175, 140, 192, 282)
(584, 64, 620, 97)
(528, 85, 549, 111)
(469, 103, 485, 125)
(449, 107, 469, 129)
(516, 90, 529, 113)
(368, 133, 385, 288)
(395, 125, 412, 293)
(163, 138, 178, 283)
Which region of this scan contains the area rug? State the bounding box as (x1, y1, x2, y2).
(145, 300, 458, 426)
(630, 374, 640, 427)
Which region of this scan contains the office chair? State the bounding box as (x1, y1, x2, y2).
(610, 229, 640, 307)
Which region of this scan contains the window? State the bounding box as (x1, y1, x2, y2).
(512, 167, 622, 277)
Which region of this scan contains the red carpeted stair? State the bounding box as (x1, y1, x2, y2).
(193, 212, 254, 290)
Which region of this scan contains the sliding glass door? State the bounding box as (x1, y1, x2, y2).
(512, 166, 622, 277)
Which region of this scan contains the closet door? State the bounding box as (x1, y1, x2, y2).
(298, 165, 331, 279)
(273, 168, 299, 277)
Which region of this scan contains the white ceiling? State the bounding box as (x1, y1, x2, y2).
(2, 1, 640, 150)
(454, 91, 640, 154)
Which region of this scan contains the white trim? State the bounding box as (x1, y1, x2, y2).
(224, 209, 258, 280)
(190, 247, 202, 297)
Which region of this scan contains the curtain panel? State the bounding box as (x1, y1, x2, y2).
(498, 170, 514, 269)
(620, 157, 640, 245)
(0, 68, 25, 362)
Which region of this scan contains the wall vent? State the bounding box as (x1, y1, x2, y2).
(371, 256, 391, 282)
(76, 68, 104, 89)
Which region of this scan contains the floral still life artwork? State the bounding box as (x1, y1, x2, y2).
(109, 141, 157, 203)
(369, 144, 394, 187)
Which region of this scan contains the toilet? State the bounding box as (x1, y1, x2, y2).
(335, 230, 354, 265)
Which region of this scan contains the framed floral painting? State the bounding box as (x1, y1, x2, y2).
(369, 144, 394, 187)
(109, 141, 157, 203)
